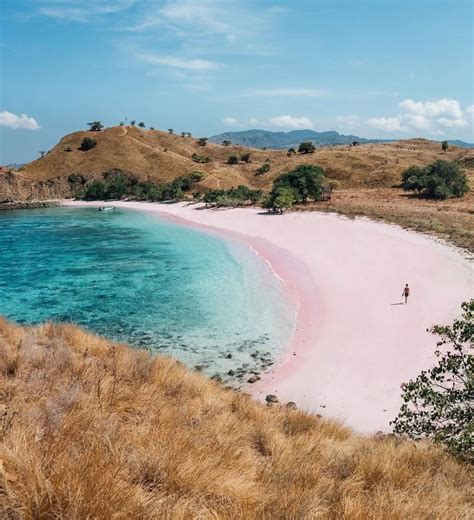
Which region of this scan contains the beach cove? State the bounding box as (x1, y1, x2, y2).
(66, 200, 473, 433)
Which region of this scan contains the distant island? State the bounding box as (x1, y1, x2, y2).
(210, 129, 474, 150)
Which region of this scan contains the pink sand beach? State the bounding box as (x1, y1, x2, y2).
(66, 201, 473, 433)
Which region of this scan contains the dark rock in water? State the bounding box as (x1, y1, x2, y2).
(194, 365, 205, 372)
(250, 351, 259, 358)
(227, 369, 236, 376)
(286, 401, 297, 410)
(247, 375, 261, 384)
(211, 374, 222, 383)
(224, 353, 233, 359)
(265, 394, 279, 405)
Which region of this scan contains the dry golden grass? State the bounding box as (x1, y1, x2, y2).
(0, 319, 472, 519)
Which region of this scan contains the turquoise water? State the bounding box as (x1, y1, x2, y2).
(0, 207, 294, 383)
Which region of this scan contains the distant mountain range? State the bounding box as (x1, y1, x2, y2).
(209, 129, 474, 149)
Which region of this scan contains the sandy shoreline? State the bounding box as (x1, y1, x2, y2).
(65, 200, 473, 432)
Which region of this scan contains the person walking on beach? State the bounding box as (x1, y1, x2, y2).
(402, 284, 410, 304)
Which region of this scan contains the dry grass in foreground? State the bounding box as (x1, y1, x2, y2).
(0, 319, 472, 519)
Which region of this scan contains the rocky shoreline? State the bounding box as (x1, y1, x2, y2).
(0, 200, 62, 210)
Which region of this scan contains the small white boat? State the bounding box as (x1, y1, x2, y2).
(98, 206, 115, 212)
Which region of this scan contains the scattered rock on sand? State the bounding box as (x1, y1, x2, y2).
(227, 369, 235, 376)
(247, 375, 261, 383)
(265, 394, 279, 405)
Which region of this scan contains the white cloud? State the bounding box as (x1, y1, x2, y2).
(0, 111, 41, 130)
(136, 52, 218, 71)
(246, 88, 326, 98)
(399, 98, 463, 119)
(367, 117, 405, 132)
(222, 116, 239, 126)
(368, 98, 471, 135)
(39, 0, 137, 22)
(249, 118, 258, 125)
(336, 115, 361, 129)
(267, 115, 314, 129)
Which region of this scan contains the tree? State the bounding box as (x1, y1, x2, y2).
(79, 137, 97, 151)
(287, 147, 296, 156)
(168, 129, 174, 134)
(273, 164, 325, 203)
(240, 153, 251, 163)
(186, 132, 192, 137)
(391, 301, 473, 460)
(222, 140, 231, 146)
(87, 121, 104, 132)
(130, 120, 136, 127)
(227, 155, 239, 165)
(298, 141, 316, 154)
(442, 140, 449, 153)
(263, 187, 296, 214)
(149, 127, 155, 130)
(402, 160, 469, 199)
(181, 132, 187, 137)
(138, 122, 145, 128)
(38, 151, 46, 158)
(401, 166, 426, 193)
(352, 141, 360, 147)
(119, 121, 125, 126)
(84, 180, 106, 200)
(197, 137, 208, 146)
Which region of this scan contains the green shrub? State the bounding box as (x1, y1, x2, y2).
(192, 153, 211, 164)
(326, 179, 341, 190)
(255, 163, 271, 175)
(402, 160, 469, 199)
(87, 121, 103, 132)
(392, 301, 473, 460)
(287, 147, 296, 156)
(227, 155, 240, 165)
(84, 180, 106, 200)
(263, 187, 296, 214)
(240, 153, 251, 163)
(273, 164, 325, 203)
(79, 137, 97, 151)
(298, 142, 316, 154)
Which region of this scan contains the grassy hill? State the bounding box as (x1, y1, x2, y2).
(1, 125, 473, 249)
(0, 318, 472, 519)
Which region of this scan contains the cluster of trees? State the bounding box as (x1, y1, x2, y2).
(79, 137, 97, 151)
(192, 153, 212, 164)
(263, 165, 326, 213)
(392, 300, 473, 460)
(202, 185, 262, 207)
(80, 171, 207, 202)
(255, 161, 271, 175)
(227, 153, 251, 165)
(402, 160, 469, 199)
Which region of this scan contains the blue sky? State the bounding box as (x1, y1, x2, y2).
(1, 0, 473, 163)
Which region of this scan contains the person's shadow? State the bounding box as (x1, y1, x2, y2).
(391, 302, 405, 306)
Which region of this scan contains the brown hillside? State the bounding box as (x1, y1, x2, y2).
(0, 318, 472, 519)
(15, 126, 474, 193)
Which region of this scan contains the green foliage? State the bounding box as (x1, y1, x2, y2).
(268, 187, 296, 214)
(181, 132, 187, 137)
(298, 141, 316, 154)
(168, 129, 174, 134)
(351, 141, 360, 146)
(81, 170, 207, 202)
(192, 153, 211, 164)
(203, 186, 262, 207)
(273, 164, 325, 203)
(197, 137, 208, 146)
(87, 121, 104, 132)
(84, 180, 106, 200)
(227, 155, 240, 165)
(442, 140, 449, 152)
(402, 160, 469, 199)
(326, 179, 341, 190)
(240, 153, 251, 163)
(130, 120, 136, 126)
(119, 121, 125, 126)
(38, 151, 46, 158)
(79, 137, 97, 151)
(149, 127, 155, 130)
(222, 140, 231, 146)
(138, 122, 145, 128)
(255, 163, 271, 175)
(287, 147, 296, 156)
(392, 301, 473, 460)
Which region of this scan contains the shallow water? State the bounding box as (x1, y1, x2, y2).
(0, 207, 294, 383)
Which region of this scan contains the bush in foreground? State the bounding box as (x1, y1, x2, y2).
(392, 301, 473, 460)
(79, 137, 97, 151)
(402, 160, 469, 199)
(0, 319, 472, 518)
